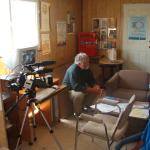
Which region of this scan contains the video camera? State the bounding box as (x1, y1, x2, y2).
(8, 60, 56, 92)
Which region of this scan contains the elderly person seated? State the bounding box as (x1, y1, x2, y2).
(63, 52, 101, 115)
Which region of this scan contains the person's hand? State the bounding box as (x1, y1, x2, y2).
(86, 85, 102, 94)
(93, 85, 101, 94)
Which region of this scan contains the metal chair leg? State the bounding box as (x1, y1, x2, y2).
(74, 131, 78, 150)
(74, 114, 79, 150)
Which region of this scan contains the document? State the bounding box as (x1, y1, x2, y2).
(133, 101, 149, 109)
(129, 108, 149, 119)
(91, 103, 118, 113)
(113, 103, 128, 113)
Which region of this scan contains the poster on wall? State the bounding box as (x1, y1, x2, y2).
(57, 22, 66, 46)
(41, 33, 51, 54)
(128, 16, 147, 40)
(40, 1, 50, 32)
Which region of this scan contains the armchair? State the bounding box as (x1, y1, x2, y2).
(74, 95, 136, 150)
(105, 70, 150, 101)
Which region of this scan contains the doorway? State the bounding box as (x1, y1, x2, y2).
(122, 3, 150, 72)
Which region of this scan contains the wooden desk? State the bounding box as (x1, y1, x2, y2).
(99, 58, 124, 86)
(0, 76, 67, 148)
(17, 84, 67, 144)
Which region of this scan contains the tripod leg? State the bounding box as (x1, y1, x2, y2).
(28, 117, 34, 145)
(15, 106, 30, 150)
(35, 104, 63, 150)
(30, 104, 37, 142)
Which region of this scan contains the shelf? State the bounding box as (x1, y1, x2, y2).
(92, 17, 117, 50)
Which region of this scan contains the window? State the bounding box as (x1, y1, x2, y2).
(0, 0, 39, 69)
(0, 0, 12, 59)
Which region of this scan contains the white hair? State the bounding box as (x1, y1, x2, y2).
(74, 53, 89, 64)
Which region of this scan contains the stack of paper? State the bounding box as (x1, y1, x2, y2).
(129, 108, 149, 119)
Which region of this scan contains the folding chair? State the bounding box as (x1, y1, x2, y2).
(74, 95, 136, 150)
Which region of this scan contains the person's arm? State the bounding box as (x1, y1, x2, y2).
(115, 132, 142, 150)
(85, 85, 102, 94)
(70, 70, 102, 93)
(129, 120, 150, 150)
(86, 69, 96, 86)
(85, 68, 103, 94)
(69, 68, 87, 91)
(129, 141, 144, 150)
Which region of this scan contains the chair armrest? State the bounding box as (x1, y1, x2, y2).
(80, 113, 103, 124)
(105, 73, 119, 94)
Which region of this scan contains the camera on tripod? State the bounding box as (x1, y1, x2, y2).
(5, 60, 63, 150)
(8, 60, 56, 93)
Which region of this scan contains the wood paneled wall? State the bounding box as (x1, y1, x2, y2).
(48, 0, 82, 66)
(82, 0, 150, 57)
(46, 0, 82, 80)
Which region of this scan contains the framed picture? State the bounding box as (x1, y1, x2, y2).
(100, 18, 108, 29)
(92, 18, 100, 31)
(108, 28, 117, 39)
(100, 29, 107, 41)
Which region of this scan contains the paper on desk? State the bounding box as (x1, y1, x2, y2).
(91, 104, 117, 113)
(113, 103, 128, 113)
(103, 97, 120, 102)
(133, 102, 149, 109)
(129, 108, 149, 119)
(91, 103, 128, 113)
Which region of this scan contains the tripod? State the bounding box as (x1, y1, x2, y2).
(15, 96, 63, 150)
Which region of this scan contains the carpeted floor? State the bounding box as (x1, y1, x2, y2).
(21, 116, 133, 150)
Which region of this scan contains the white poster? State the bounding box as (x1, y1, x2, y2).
(57, 22, 66, 46)
(41, 1, 50, 32)
(41, 33, 51, 53)
(128, 16, 147, 40)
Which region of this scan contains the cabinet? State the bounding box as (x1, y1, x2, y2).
(78, 32, 97, 57)
(3, 93, 20, 150)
